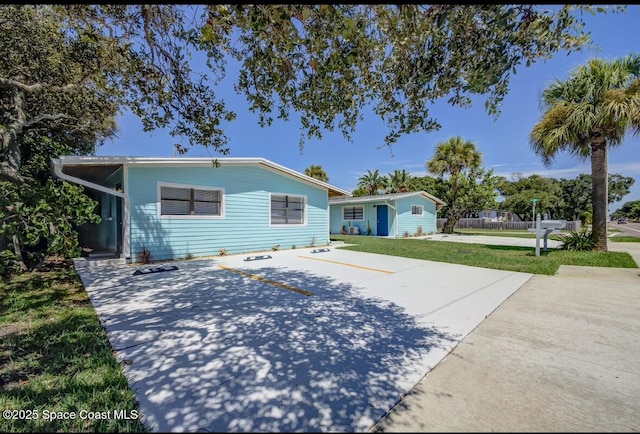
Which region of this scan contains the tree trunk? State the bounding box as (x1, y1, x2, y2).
(11, 234, 28, 273)
(441, 213, 458, 234)
(590, 140, 608, 251)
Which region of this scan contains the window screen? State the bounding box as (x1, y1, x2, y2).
(343, 206, 364, 220)
(160, 186, 221, 216)
(271, 194, 305, 224)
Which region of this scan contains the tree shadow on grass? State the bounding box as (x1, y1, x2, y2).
(0, 309, 149, 432)
(76, 259, 457, 433)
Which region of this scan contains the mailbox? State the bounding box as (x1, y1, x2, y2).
(528, 216, 566, 256)
(540, 220, 566, 230)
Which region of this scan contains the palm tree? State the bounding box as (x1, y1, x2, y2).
(304, 164, 329, 182)
(386, 169, 412, 193)
(357, 169, 385, 195)
(426, 137, 483, 233)
(530, 54, 640, 251)
(426, 136, 482, 177)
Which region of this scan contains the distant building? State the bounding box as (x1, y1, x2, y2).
(476, 209, 522, 222)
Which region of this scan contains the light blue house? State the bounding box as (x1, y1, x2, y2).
(52, 156, 350, 262)
(329, 192, 446, 237)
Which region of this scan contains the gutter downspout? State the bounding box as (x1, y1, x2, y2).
(52, 159, 125, 199)
(51, 158, 128, 259)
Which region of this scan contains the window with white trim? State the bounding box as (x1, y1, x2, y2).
(160, 185, 222, 216)
(271, 194, 305, 225)
(411, 205, 423, 215)
(343, 205, 364, 221)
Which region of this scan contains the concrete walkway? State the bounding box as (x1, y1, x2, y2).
(423, 233, 562, 249)
(373, 242, 640, 432)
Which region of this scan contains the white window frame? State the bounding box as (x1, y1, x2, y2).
(269, 192, 307, 226)
(157, 182, 225, 219)
(342, 205, 365, 221)
(411, 204, 424, 216)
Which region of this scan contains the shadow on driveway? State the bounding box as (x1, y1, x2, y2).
(77, 259, 456, 432)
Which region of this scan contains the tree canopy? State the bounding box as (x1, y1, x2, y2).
(304, 164, 329, 182)
(530, 53, 640, 250)
(0, 4, 619, 271)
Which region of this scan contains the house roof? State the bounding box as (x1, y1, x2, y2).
(52, 156, 351, 198)
(329, 191, 446, 207)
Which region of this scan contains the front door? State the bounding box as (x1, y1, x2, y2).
(377, 205, 388, 236)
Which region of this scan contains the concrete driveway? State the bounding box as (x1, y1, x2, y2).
(73, 247, 532, 432)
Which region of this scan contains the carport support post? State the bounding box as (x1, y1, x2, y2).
(535, 213, 541, 257)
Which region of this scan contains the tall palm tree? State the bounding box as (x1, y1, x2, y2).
(530, 54, 640, 251)
(426, 137, 483, 233)
(426, 136, 482, 177)
(357, 169, 385, 195)
(304, 164, 329, 182)
(387, 169, 412, 193)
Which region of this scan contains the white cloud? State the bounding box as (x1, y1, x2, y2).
(494, 161, 640, 179)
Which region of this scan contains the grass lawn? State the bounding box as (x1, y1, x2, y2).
(0, 259, 148, 433)
(330, 235, 637, 275)
(610, 236, 640, 242)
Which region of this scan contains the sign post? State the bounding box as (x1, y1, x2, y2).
(530, 198, 540, 229)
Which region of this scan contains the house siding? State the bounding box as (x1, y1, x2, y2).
(330, 203, 378, 235)
(126, 165, 329, 261)
(396, 196, 437, 236)
(330, 194, 437, 237)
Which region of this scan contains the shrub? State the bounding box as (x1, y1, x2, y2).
(558, 229, 596, 251)
(137, 246, 152, 264)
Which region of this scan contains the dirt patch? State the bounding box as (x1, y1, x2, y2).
(0, 322, 31, 339)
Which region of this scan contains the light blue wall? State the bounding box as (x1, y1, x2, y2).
(396, 196, 437, 236)
(330, 203, 377, 235)
(330, 194, 437, 237)
(126, 164, 329, 261)
(329, 201, 396, 236)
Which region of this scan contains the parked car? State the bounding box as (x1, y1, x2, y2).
(618, 218, 629, 224)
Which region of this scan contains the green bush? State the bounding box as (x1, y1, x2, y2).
(558, 229, 596, 251)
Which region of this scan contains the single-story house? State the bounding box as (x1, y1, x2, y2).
(51, 156, 350, 262)
(329, 191, 446, 237)
(476, 209, 522, 222)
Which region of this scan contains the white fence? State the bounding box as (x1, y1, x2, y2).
(436, 218, 582, 231)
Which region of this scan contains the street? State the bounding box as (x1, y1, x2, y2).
(609, 221, 640, 238)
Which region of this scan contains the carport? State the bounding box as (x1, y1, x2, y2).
(73, 246, 532, 432)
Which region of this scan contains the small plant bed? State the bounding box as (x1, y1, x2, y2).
(610, 236, 640, 242)
(330, 235, 637, 275)
(0, 260, 149, 433)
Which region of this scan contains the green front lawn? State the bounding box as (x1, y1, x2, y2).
(610, 236, 640, 242)
(0, 260, 149, 433)
(330, 235, 637, 275)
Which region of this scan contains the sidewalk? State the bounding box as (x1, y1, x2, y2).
(372, 242, 640, 432)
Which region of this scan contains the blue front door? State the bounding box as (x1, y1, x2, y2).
(377, 205, 388, 236)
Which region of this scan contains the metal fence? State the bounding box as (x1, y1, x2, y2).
(436, 218, 582, 231)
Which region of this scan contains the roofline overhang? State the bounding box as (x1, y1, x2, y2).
(54, 156, 352, 198)
(329, 191, 446, 207)
(51, 158, 125, 198)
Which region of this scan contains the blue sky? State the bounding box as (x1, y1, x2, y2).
(96, 6, 640, 213)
